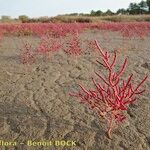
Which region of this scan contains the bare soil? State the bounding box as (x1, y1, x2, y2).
(0, 30, 150, 150)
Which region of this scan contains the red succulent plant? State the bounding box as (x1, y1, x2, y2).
(70, 40, 148, 138)
(64, 33, 82, 56)
(37, 35, 62, 57)
(20, 42, 36, 64)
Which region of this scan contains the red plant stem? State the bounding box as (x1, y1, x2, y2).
(107, 113, 113, 139)
(95, 40, 106, 58)
(116, 58, 128, 79)
(129, 75, 148, 98)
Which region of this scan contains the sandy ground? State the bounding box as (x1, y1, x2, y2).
(0, 30, 150, 150)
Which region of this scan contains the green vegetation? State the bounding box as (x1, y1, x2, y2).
(18, 15, 29, 23)
(62, 0, 150, 16)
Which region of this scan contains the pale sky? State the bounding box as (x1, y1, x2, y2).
(0, 0, 141, 18)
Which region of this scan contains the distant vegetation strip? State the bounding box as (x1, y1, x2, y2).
(0, 22, 150, 38)
(0, 15, 150, 23)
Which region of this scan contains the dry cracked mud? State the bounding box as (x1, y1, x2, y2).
(0, 30, 150, 150)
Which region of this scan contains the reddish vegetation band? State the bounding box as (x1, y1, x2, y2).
(0, 22, 150, 38)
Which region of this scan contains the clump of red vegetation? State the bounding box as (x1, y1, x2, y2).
(37, 35, 62, 57)
(70, 40, 148, 138)
(64, 33, 82, 56)
(20, 42, 36, 64)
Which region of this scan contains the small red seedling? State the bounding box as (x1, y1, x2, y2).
(70, 40, 148, 139)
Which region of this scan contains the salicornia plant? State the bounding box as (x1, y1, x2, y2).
(70, 40, 148, 138)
